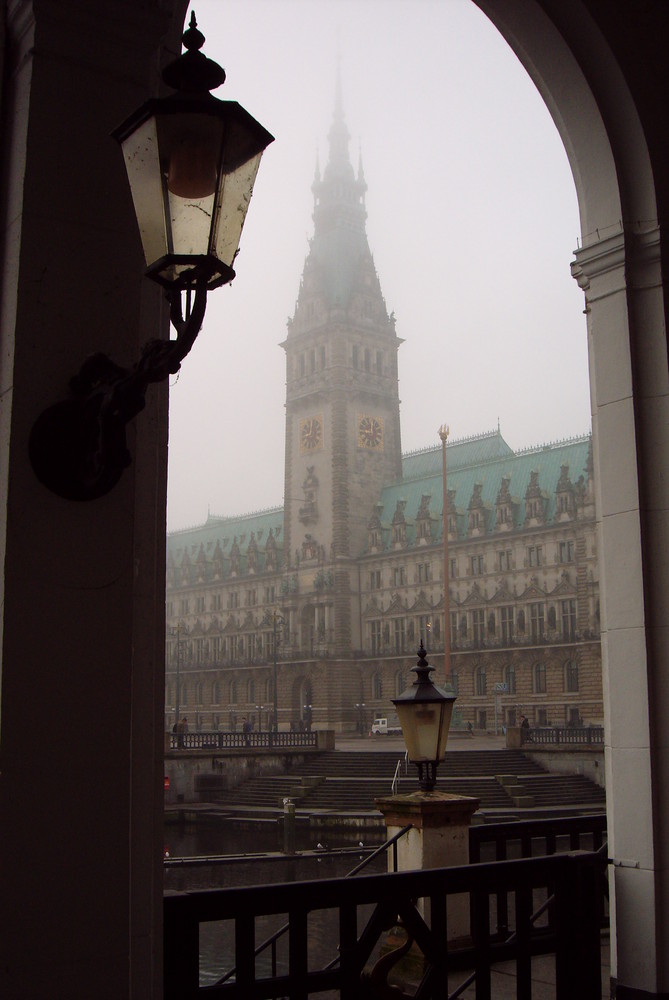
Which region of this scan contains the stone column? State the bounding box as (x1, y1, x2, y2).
(375, 791, 479, 946)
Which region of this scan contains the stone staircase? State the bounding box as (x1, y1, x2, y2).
(208, 749, 605, 817)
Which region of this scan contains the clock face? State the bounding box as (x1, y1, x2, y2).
(358, 414, 384, 450)
(299, 416, 323, 452)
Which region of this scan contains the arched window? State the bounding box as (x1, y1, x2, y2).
(229, 680, 237, 704)
(534, 662, 546, 694)
(180, 684, 187, 706)
(266, 677, 273, 701)
(565, 660, 579, 692)
(195, 681, 203, 706)
(372, 674, 382, 700)
(247, 678, 255, 703)
(475, 666, 487, 696)
(504, 664, 516, 695)
(212, 680, 220, 704)
(395, 670, 405, 698)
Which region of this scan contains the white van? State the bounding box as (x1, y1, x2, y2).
(370, 716, 402, 736)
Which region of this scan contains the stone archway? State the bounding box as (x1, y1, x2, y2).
(472, 4, 668, 994)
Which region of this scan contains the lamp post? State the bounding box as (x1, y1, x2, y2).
(271, 610, 285, 731)
(392, 641, 457, 792)
(167, 620, 186, 731)
(255, 704, 264, 732)
(29, 14, 273, 501)
(438, 425, 454, 686)
(355, 702, 366, 736)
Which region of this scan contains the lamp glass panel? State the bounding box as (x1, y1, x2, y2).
(211, 152, 263, 267)
(436, 701, 455, 758)
(396, 702, 441, 762)
(120, 117, 168, 267)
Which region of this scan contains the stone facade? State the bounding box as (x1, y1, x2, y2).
(165, 97, 602, 736)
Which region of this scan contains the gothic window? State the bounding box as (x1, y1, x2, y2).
(547, 605, 557, 630)
(450, 612, 458, 641)
(417, 562, 430, 583)
(559, 540, 575, 563)
(211, 637, 221, 660)
(370, 620, 382, 654)
(565, 660, 579, 692)
(370, 570, 381, 590)
(504, 664, 516, 695)
(527, 545, 543, 567)
(194, 639, 204, 663)
(372, 674, 382, 700)
(180, 599, 189, 615)
(534, 662, 546, 694)
(501, 606, 514, 643)
(449, 557, 457, 578)
(246, 590, 257, 606)
(498, 550, 512, 571)
(530, 603, 545, 641)
(472, 609, 485, 645)
(475, 666, 487, 696)
(561, 599, 577, 639)
(393, 566, 405, 587)
(470, 554, 484, 576)
(517, 610, 526, 633)
(211, 593, 221, 611)
(393, 618, 405, 653)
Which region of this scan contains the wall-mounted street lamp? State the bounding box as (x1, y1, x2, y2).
(392, 641, 457, 792)
(29, 13, 274, 501)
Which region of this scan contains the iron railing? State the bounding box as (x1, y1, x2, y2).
(167, 730, 318, 751)
(164, 848, 605, 998)
(521, 726, 604, 746)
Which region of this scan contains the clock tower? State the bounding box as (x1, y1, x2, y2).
(282, 84, 403, 654)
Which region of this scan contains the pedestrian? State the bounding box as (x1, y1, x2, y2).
(242, 716, 251, 746)
(520, 715, 530, 729)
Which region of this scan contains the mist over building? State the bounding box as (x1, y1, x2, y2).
(165, 95, 601, 734)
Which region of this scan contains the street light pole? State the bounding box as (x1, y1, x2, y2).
(272, 610, 285, 731)
(167, 620, 185, 730)
(439, 425, 452, 682)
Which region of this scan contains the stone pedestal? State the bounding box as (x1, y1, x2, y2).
(375, 791, 479, 946)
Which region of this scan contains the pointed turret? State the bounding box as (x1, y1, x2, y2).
(290, 78, 384, 322)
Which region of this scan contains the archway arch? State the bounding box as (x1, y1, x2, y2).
(473, 5, 666, 994)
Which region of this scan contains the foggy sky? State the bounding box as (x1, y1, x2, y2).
(166, 0, 590, 532)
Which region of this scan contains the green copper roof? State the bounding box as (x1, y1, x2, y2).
(168, 507, 284, 578)
(375, 433, 592, 548)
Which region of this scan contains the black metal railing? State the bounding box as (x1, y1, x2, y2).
(164, 848, 605, 998)
(521, 726, 604, 746)
(210, 825, 414, 989)
(167, 730, 318, 751)
(470, 814, 608, 941)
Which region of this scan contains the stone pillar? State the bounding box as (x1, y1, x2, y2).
(375, 791, 479, 946)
